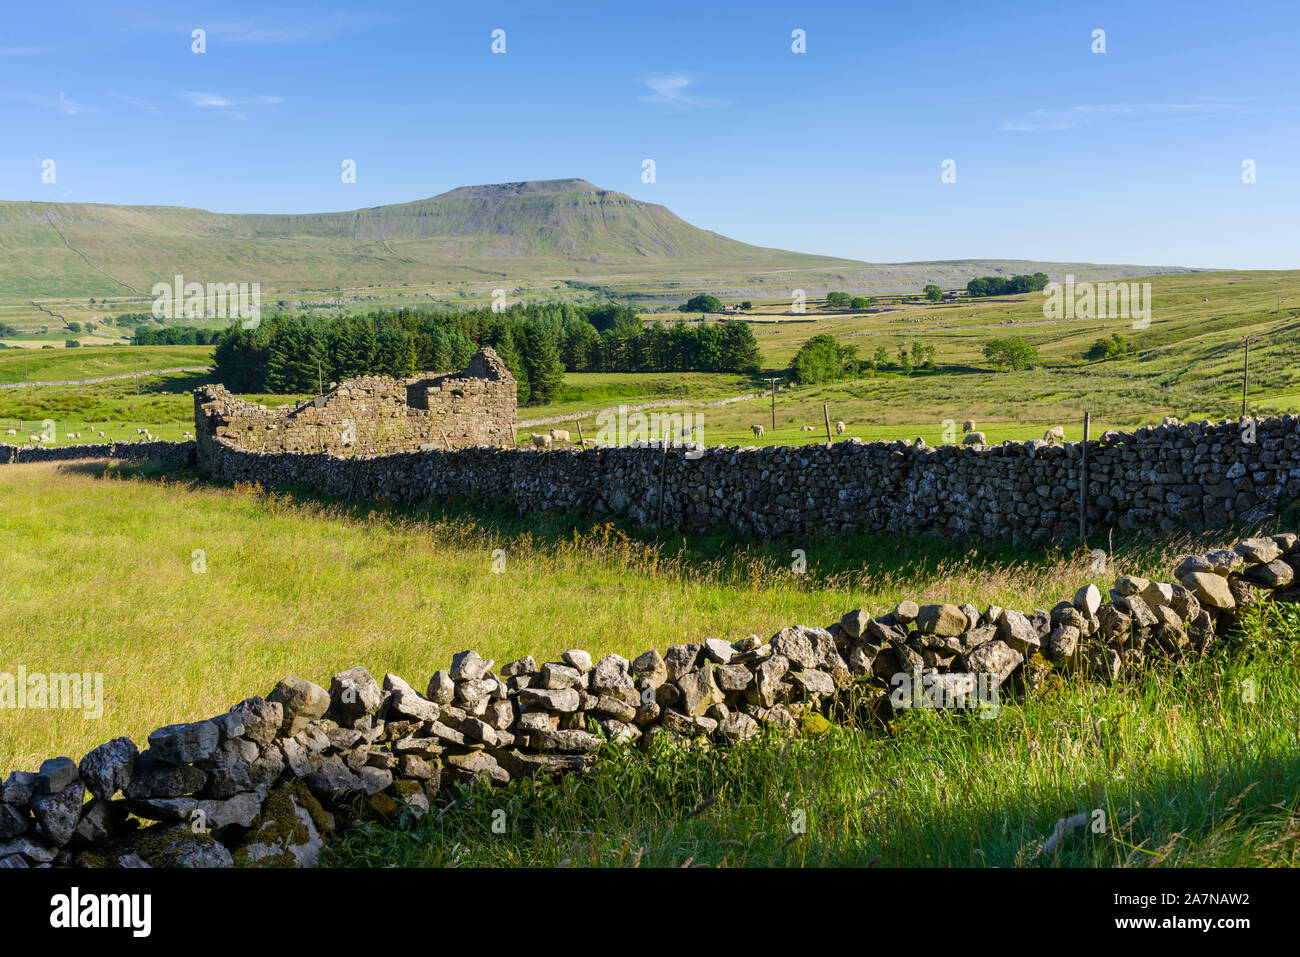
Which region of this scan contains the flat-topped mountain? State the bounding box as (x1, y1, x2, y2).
(0, 179, 1193, 301)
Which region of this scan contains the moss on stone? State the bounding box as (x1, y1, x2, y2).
(800, 712, 833, 735)
(231, 781, 330, 868)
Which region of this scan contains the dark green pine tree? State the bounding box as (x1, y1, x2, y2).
(493, 326, 530, 404)
(524, 322, 565, 404)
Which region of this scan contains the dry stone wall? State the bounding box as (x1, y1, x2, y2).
(3, 531, 1297, 868)
(1, 440, 196, 468)
(193, 347, 516, 461)
(199, 415, 1300, 544)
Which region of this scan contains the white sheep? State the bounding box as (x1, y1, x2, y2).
(1161, 416, 1180, 426)
(835, 420, 846, 435)
(4, 429, 15, 436)
(582, 437, 599, 448)
(29, 435, 42, 444)
(531, 433, 552, 449)
(962, 419, 976, 433)
(550, 429, 571, 444)
(962, 431, 987, 445)
(750, 424, 764, 438)
(1043, 426, 1065, 444)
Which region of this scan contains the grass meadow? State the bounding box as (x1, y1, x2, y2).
(2, 458, 1298, 867)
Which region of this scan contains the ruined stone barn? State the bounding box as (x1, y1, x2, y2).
(194, 347, 517, 458)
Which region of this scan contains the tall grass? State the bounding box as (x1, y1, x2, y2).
(326, 603, 1300, 868)
(1, 459, 1278, 775)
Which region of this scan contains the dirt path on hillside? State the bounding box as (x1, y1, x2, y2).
(0, 366, 211, 389)
(517, 389, 769, 428)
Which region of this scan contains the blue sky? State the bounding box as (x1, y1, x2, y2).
(2, 0, 1297, 268)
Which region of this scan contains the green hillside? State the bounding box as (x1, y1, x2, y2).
(0, 180, 1196, 326)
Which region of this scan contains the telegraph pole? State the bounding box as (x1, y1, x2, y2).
(1242, 336, 1256, 418)
(762, 376, 780, 433)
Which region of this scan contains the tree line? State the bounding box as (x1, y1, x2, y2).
(209, 303, 763, 403)
(965, 273, 1050, 297)
(790, 334, 938, 384)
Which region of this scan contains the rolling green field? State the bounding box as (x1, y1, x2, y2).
(4, 269, 1298, 449)
(1, 460, 1296, 867)
(0, 344, 211, 385)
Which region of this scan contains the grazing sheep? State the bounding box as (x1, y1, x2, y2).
(962, 419, 976, 433)
(4, 429, 15, 436)
(1043, 426, 1065, 444)
(1161, 416, 1180, 426)
(750, 424, 764, 438)
(550, 429, 571, 444)
(835, 420, 845, 435)
(97, 431, 105, 438)
(962, 431, 987, 445)
(800, 425, 815, 431)
(531, 433, 552, 449)
(582, 438, 599, 448)
(29, 435, 42, 444)
(136, 428, 147, 435)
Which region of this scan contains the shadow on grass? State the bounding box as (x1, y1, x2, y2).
(71, 456, 1296, 595)
(324, 613, 1300, 868)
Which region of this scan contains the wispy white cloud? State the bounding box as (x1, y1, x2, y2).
(639, 73, 728, 108)
(137, 13, 378, 46)
(108, 92, 160, 114)
(0, 91, 95, 114)
(180, 91, 283, 115)
(1001, 100, 1245, 132)
(0, 44, 58, 56)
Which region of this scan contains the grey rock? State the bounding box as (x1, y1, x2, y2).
(328, 666, 382, 720)
(500, 656, 537, 677)
(1, 771, 38, 805)
(517, 687, 580, 712)
(267, 676, 332, 736)
(663, 644, 703, 682)
(0, 803, 30, 841)
(450, 650, 488, 681)
(677, 667, 723, 716)
(631, 649, 668, 688)
(226, 696, 284, 746)
(561, 649, 593, 673)
(124, 752, 207, 799)
(148, 720, 220, 765)
(426, 670, 455, 704)
(703, 637, 736, 664)
(1073, 583, 1102, 617)
(382, 673, 441, 722)
(965, 640, 1024, 682)
(37, 757, 78, 795)
(915, 603, 967, 637)
(78, 737, 138, 801)
(997, 609, 1040, 656)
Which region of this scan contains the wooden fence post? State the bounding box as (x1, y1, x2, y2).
(1079, 411, 1090, 542)
(657, 440, 670, 529)
(823, 403, 832, 443)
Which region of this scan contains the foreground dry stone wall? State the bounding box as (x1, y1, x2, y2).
(2, 531, 1297, 868)
(199, 414, 1300, 543)
(193, 347, 516, 461)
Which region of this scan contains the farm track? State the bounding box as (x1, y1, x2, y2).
(0, 366, 210, 389)
(517, 389, 768, 428)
